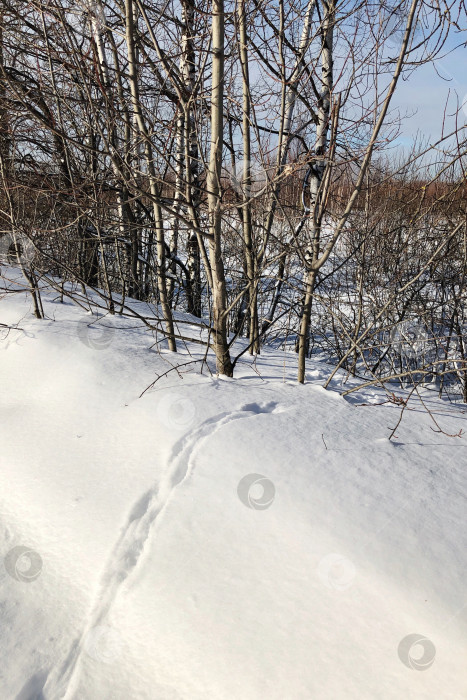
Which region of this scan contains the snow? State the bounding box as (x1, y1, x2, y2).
(1, 269, 466, 699)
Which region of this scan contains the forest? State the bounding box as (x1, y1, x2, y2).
(0, 0, 466, 398)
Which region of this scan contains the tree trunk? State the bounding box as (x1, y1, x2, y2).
(297, 0, 334, 383)
(125, 0, 176, 350)
(207, 0, 233, 376)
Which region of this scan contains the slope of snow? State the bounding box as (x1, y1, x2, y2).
(1, 271, 466, 699)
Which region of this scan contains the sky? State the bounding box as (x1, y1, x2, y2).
(392, 24, 467, 147)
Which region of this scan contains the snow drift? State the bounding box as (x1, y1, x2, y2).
(1, 272, 466, 699)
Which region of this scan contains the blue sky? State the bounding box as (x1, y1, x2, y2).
(392, 29, 467, 145)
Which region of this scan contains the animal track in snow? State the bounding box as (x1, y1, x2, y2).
(45, 400, 280, 699)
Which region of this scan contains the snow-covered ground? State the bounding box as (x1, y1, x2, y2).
(1, 269, 466, 700)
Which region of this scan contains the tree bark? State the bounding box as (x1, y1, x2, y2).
(207, 0, 233, 376)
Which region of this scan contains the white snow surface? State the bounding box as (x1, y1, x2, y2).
(1, 271, 466, 700)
